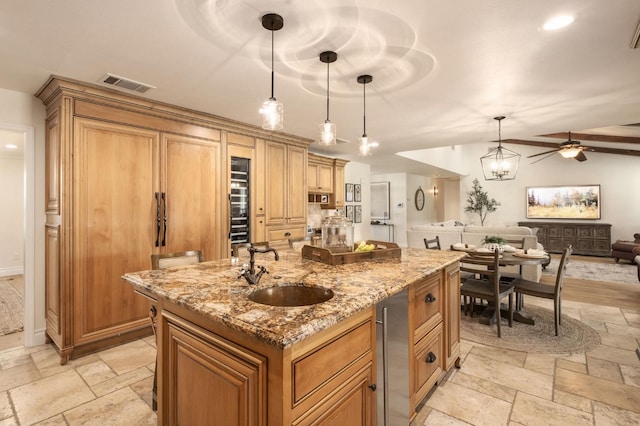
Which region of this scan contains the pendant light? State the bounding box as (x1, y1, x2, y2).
(357, 74, 375, 156)
(319, 51, 338, 145)
(480, 116, 520, 181)
(259, 13, 284, 131)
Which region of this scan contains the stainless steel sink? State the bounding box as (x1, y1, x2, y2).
(248, 284, 334, 307)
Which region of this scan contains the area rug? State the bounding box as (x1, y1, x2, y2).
(543, 258, 638, 285)
(461, 305, 601, 354)
(0, 276, 24, 336)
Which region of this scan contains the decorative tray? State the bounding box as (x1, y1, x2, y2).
(301, 241, 401, 265)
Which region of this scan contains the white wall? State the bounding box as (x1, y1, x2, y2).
(459, 142, 640, 242)
(370, 172, 439, 247)
(0, 155, 24, 275)
(0, 87, 47, 346)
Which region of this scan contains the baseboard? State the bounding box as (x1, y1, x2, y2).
(0, 266, 24, 277)
(25, 327, 47, 347)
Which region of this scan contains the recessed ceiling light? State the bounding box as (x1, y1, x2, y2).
(543, 15, 574, 31)
(5, 144, 18, 149)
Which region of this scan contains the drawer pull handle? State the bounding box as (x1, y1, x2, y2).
(368, 384, 377, 391)
(424, 293, 436, 303)
(426, 352, 437, 363)
(284, 232, 291, 237)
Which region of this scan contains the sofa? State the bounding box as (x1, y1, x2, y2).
(611, 233, 640, 263)
(406, 221, 543, 282)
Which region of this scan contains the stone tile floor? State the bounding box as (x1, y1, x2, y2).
(0, 297, 638, 425)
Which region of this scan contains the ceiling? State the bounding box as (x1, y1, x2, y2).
(2, 0, 640, 175)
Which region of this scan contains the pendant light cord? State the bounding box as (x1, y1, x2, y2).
(362, 81, 367, 137)
(270, 30, 275, 100)
(326, 61, 330, 121)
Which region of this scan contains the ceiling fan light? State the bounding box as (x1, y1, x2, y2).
(560, 147, 581, 158)
(319, 121, 337, 145)
(260, 98, 284, 130)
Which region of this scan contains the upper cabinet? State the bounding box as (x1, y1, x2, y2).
(308, 153, 334, 193)
(264, 140, 308, 240)
(37, 76, 311, 363)
(307, 153, 349, 209)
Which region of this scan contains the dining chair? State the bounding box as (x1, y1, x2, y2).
(288, 236, 312, 250)
(149, 249, 204, 411)
(424, 236, 441, 250)
(501, 237, 526, 282)
(459, 249, 515, 337)
(512, 245, 572, 336)
(231, 242, 268, 258)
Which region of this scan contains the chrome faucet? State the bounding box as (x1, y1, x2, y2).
(238, 247, 279, 285)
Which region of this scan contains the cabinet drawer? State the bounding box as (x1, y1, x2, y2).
(412, 323, 443, 404)
(267, 226, 306, 241)
(411, 273, 444, 342)
(292, 319, 372, 404)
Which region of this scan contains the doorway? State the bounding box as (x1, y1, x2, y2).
(0, 124, 36, 350)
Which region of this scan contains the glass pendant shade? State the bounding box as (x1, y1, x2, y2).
(320, 120, 336, 145)
(358, 135, 371, 156)
(260, 98, 284, 130)
(260, 13, 284, 131)
(480, 116, 520, 181)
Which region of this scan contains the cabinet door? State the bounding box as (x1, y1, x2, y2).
(163, 314, 267, 426)
(308, 163, 319, 191)
(287, 145, 308, 224)
(333, 164, 346, 208)
(162, 133, 222, 260)
(73, 118, 156, 343)
(265, 141, 287, 225)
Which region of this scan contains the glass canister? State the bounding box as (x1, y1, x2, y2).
(322, 213, 354, 253)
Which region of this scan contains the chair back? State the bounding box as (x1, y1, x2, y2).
(504, 238, 525, 249)
(460, 249, 501, 288)
(288, 236, 312, 250)
(553, 245, 572, 298)
(151, 250, 204, 270)
(424, 236, 441, 250)
(231, 242, 268, 257)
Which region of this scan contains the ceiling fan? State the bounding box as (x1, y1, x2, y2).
(527, 132, 588, 163)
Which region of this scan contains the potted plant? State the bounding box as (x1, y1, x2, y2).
(465, 178, 500, 226)
(483, 235, 506, 252)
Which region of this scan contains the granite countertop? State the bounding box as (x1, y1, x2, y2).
(122, 248, 464, 349)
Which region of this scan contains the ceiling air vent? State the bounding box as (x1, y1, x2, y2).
(100, 73, 156, 93)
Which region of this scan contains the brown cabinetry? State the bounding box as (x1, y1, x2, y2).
(307, 153, 349, 209)
(265, 140, 308, 239)
(158, 302, 375, 425)
(406, 263, 460, 419)
(37, 77, 310, 363)
(518, 221, 611, 256)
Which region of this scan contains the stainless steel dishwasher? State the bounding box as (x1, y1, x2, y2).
(376, 288, 410, 425)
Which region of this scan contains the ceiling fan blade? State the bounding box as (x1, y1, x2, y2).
(530, 151, 558, 165)
(574, 151, 588, 162)
(527, 148, 559, 158)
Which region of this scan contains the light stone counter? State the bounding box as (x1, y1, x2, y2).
(122, 248, 464, 348)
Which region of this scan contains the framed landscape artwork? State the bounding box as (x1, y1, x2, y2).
(526, 185, 601, 219)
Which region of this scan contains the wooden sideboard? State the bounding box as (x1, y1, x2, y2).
(518, 222, 612, 256)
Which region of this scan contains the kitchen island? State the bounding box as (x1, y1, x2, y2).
(123, 248, 464, 425)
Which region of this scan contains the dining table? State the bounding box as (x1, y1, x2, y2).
(452, 246, 550, 326)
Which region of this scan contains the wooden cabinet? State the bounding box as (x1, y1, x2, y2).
(37, 77, 311, 363)
(157, 301, 375, 425)
(307, 154, 349, 209)
(407, 264, 460, 415)
(518, 221, 611, 256)
(265, 140, 307, 238)
(308, 153, 334, 193)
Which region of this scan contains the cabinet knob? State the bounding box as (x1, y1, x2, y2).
(425, 352, 437, 363)
(368, 384, 377, 391)
(424, 293, 436, 303)
(284, 232, 291, 237)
